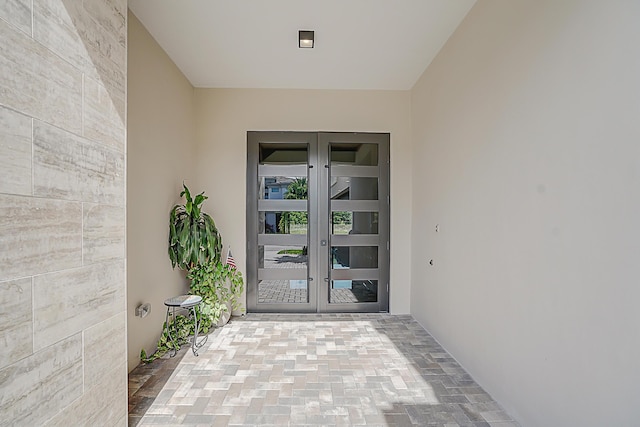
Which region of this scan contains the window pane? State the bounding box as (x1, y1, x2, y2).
(330, 143, 378, 166)
(258, 279, 308, 304)
(259, 143, 308, 165)
(258, 245, 307, 269)
(329, 280, 378, 303)
(331, 211, 378, 235)
(330, 177, 378, 200)
(259, 176, 308, 201)
(332, 246, 378, 269)
(259, 211, 308, 234)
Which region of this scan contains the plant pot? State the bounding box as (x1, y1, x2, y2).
(217, 302, 232, 327)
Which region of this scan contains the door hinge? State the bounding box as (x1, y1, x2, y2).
(387, 282, 389, 292)
(387, 241, 390, 251)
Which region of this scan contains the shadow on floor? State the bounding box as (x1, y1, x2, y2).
(127, 314, 518, 426)
(383, 402, 496, 426)
(373, 316, 518, 426)
(128, 347, 189, 427)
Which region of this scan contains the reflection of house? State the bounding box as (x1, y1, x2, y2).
(330, 177, 351, 199)
(264, 177, 293, 200)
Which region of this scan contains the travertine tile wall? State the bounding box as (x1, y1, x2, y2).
(0, 0, 127, 425)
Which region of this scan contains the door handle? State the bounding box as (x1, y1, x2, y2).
(308, 277, 314, 281)
(324, 278, 329, 282)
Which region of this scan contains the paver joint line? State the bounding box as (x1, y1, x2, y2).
(129, 314, 517, 426)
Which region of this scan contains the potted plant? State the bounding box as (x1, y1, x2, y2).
(187, 260, 244, 330)
(168, 183, 222, 270)
(141, 183, 244, 362)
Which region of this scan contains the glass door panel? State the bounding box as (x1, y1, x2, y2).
(330, 280, 378, 304)
(247, 132, 318, 312)
(318, 133, 389, 312)
(330, 142, 379, 166)
(331, 211, 379, 235)
(332, 246, 379, 269)
(330, 177, 378, 200)
(248, 132, 388, 313)
(259, 211, 308, 235)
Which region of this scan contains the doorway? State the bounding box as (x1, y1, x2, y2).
(246, 132, 389, 313)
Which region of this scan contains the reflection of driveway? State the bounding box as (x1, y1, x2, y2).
(263, 246, 307, 269)
(258, 280, 307, 303)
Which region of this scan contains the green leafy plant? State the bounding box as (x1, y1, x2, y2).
(168, 183, 222, 270)
(140, 313, 195, 362)
(141, 184, 245, 363)
(141, 262, 245, 363)
(187, 261, 245, 332)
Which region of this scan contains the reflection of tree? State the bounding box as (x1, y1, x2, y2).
(332, 211, 352, 225)
(285, 178, 307, 199)
(279, 178, 308, 233)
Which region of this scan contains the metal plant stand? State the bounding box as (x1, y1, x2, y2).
(163, 295, 207, 357)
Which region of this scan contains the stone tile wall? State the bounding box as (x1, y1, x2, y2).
(0, 0, 127, 425)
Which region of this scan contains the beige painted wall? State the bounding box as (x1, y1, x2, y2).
(0, 0, 127, 424)
(411, 0, 640, 425)
(127, 12, 197, 370)
(194, 89, 413, 313)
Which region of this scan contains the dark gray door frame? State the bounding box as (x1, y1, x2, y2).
(246, 131, 390, 313)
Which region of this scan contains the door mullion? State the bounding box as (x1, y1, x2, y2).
(308, 133, 319, 311)
(316, 136, 330, 312)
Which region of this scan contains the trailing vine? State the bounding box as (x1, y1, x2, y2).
(140, 261, 244, 363)
(140, 183, 244, 363)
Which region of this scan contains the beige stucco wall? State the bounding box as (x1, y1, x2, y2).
(194, 89, 413, 314)
(0, 0, 127, 424)
(411, 0, 640, 425)
(127, 12, 196, 370)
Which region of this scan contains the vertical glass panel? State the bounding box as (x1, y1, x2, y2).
(259, 143, 308, 165)
(259, 245, 308, 269)
(259, 212, 308, 234)
(330, 280, 378, 303)
(332, 246, 378, 269)
(330, 177, 378, 200)
(258, 279, 308, 304)
(331, 211, 378, 235)
(330, 143, 378, 166)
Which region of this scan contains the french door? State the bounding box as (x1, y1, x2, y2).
(246, 132, 389, 313)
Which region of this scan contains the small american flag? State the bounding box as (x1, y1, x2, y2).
(225, 247, 237, 269)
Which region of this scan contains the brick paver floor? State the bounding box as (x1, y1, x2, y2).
(135, 314, 517, 426)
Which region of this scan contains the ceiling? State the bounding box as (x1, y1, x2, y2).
(128, 0, 476, 90)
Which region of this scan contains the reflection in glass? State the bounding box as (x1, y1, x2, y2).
(258, 245, 307, 269)
(330, 177, 378, 200)
(330, 143, 378, 166)
(259, 143, 308, 165)
(332, 246, 378, 269)
(331, 211, 378, 235)
(259, 211, 308, 234)
(329, 280, 378, 303)
(259, 177, 308, 201)
(258, 280, 308, 304)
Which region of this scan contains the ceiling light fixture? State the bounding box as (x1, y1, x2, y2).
(298, 30, 314, 48)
